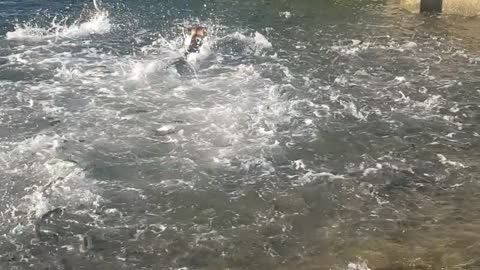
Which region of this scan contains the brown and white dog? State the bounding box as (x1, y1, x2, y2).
(167, 26, 208, 70)
(185, 26, 207, 56)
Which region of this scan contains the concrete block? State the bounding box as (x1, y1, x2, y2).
(400, 0, 480, 16)
(401, 0, 421, 12)
(443, 0, 480, 16)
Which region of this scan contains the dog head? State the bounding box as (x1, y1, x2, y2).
(188, 26, 207, 39)
(186, 26, 208, 54)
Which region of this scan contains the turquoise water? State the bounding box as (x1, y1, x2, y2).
(0, 0, 479, 269)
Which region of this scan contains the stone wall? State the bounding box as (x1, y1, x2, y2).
(400, 0, 421, 12)
(443, 0, 480, 16)
(400, 0, 480, 16)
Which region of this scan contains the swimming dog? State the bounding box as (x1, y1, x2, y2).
(185, 26, 207, 56)
(166, 26, 207, 72)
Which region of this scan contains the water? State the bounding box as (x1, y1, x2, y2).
(0, 0, 479, 269)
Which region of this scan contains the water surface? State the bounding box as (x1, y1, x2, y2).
(0, 0, 479, 269)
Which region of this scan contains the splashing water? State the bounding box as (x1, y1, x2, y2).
(93, 0, 101, 12)
(1, 0, 480, 269)
(6, 6, 110, 40)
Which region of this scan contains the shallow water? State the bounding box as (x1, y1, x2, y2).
(0, 0, 479, 269)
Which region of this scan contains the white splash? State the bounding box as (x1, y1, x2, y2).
(6, 11, 110, 40)
(93, 0, 101, 11)
(347, 262, 371, 270)
(55, 65, 83, 80)
(437, 154, 466, 168)
(225, 31, 272, 55)
(403, 41, 418, 48)
(415, 95, 443, 111)
(64, 11, 111, 37)
(253, 32, 272, 53)
(279, 11, 292, 19)
(296, 170, 346, 186)
(1, 134, 102, 225)
(341, 100, 368, 121)
(5, 25, 50, 40)
(293, 159, 306, 170)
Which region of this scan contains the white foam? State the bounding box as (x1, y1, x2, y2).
(296, 171, 346, 186)
(363, 167, 379, 176)
(21, 191, 51, 219)
(279, 11, 292, 19)
(1, 134, 102, 226)
(348, 262, 371, 270)
(341, 101, 369, 121)
(64, 11, 111, 37)
(293, 159, 306, 170)
(403, 41, 418, 48)
(437, 154, 466, 168)
(6, 11, 110, 41)
(225, 31, 272, 55)
(253, 32, 272, 52)
(416, 95, 443, 111)
(394, 76, 406, 83)
(55, 65, 84, 80)
(351, 39, 362, 46)
(5, 25, 51, 40)
(128, 60, 163, 80)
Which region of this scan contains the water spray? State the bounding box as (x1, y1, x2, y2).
(93, 0, 101, 12)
